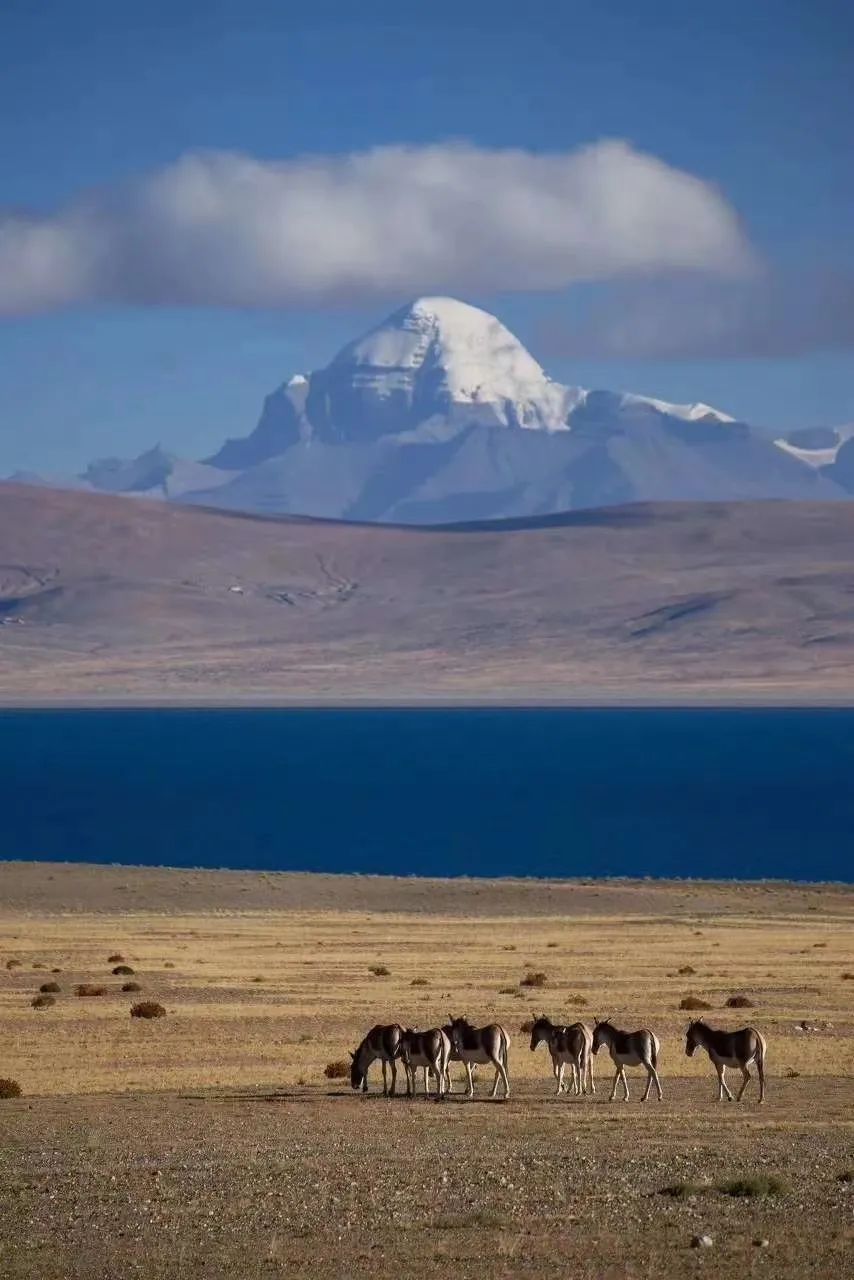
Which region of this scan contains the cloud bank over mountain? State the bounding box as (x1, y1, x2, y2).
(541, 268, 854, 360)
(0, 140, 754, 316)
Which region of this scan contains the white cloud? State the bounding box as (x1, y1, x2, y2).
(540, 268, 854, 359)
(0, 140, 754, 315)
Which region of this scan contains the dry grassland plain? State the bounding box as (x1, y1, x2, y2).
(0, 865, 852, 1279)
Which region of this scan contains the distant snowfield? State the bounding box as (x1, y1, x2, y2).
(9, 296, 852, 523)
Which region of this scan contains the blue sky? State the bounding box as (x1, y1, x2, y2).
(1, 0, 852, 472)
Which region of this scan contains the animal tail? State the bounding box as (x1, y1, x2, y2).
(756, 1029, 767, 1069)
(501, 1026, 511, 1070)
(650, 1032, 661, 1070)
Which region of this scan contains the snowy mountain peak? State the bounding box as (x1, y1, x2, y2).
(318, 296, 576, 436)
(9, 296, 847, 524)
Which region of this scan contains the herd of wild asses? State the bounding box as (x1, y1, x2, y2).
(349, 1017, 768, 1103)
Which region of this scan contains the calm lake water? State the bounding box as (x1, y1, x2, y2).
(2, 708, 853, 882)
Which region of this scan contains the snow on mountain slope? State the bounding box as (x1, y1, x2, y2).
(7, 296, 850, 522)
(775, 424, 854, 470)
(301, 297, 580, 445)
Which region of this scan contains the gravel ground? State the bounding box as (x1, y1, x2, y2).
(1, 1079, 851, 1279)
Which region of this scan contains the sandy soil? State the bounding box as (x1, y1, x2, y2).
(1, 865, 852, 1278)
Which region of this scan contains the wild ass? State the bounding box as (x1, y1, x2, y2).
(592, 1019, 663, 1102)
(349, 1023, 404, 1096)
(686, 1020, 767, 1103)
(400, 1027, 451, 1098)
(447, 1016, 511, 1099)
(529, 1016, 594, 1095)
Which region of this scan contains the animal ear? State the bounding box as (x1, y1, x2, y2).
(349, 1051, 355, 1060)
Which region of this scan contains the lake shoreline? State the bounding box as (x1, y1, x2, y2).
(4, 690, 854, 708)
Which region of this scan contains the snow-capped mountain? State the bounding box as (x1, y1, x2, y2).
(9, 297, 848, 523)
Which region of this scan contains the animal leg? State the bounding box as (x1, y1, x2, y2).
(609, 1067, 620, 1102)
(556, 1062, 564, 1095)
(464, 1060, 474, 1098)
(381, 1059, 389, 1097)
(620, 1067, 630, 1101)
(493, 1052, 511, 1099)
(716, 1063, 734, 1102)
(390, 1058, 397, 1097)
(736, 1065, 751, 1101)
(586, 1051, 595, 1095)
(648, 1062, 663, 1101)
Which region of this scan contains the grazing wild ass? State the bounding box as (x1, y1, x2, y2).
(592, 1019, 663, 1101)
(686, 1020, 767, 1102)
(529, 1016, 595, 1095)
(447, 1017, 511, 1098)
(349, 1023, 404, 1096)
(400, 1027, 451, 1098)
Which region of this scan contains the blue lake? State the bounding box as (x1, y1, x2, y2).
(1, 707, 853, 882)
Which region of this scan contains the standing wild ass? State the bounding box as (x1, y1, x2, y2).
(592, 1019, 663, 1101)
(529, 1016, 594, 1095)
(686, 1020, 767, 1102)
(349, 1023, 404, 1096)
(400, 1027, 451, 1098)
(447, 1016, 511, 1098)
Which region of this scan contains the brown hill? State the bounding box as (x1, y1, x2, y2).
(1, 482, 853, 701)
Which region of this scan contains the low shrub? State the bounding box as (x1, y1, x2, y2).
(785, 1068, 801, 1078)
(121, 981, 142, 993)
(520, 971, 547, 988)
(32, 963, 46, 970)
(39, 981, 61, 994)
(324, 1060, 349, 1079)
(838, 1170, 852, 1184)
(31, 994, 56, 1009)
(717, 1175, 785, 1198)
(112, 965, 135, 976)
(50, 968, 62, 974)
(251, 976, 264, 983)
(368, 965, 390, 977)
(0, 1078, 23, 1099)
(679, 995, 712, 1011)
(74, 984, 107, 997)
(130, 1001, 166, 1019)
(842, 972, 854, 981)
(107, 953, 125, 964)
(567, 994, 588, 1006)
(546, 942, 558, 949)
(678, 964, 696, 975)
(520, 1019, 535, 1034)
(660, 1183, 707, 1200)
(5, 959, 21, 970)
(410, 978, 428, 987)
(726, 995, 755, 1009)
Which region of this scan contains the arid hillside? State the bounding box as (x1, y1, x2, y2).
(2, 483, 854, 700)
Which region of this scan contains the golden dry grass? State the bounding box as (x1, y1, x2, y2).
(1, 870, 853, 1279)
(2, 898, 852, 1096)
